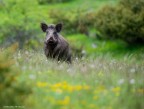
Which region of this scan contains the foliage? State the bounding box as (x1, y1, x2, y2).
(94, 0, 144, 44)
(49, 9, 96, 35)
(0, 0, 41, 49)
(0, 0, 119, 49)
(67, 34, 144, 58)
(49, 0, 144, 44)
(0, 44, 31, 107)
(38, 0, 74, 4)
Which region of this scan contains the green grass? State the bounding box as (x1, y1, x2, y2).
(67, 34, 144, 59)
(12, 50, 144, 109)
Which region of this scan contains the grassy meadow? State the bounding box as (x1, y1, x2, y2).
(14, 49, 143, 109)
(0, 0, 144, 109)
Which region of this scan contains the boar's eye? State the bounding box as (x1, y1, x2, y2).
(53, 32, 57, 35)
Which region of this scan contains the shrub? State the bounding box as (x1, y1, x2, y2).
(0, 0, 40, 49)
(49, 0, 144, 44)
(1, 24, 39, 49)
(94, 0, 144, 44)
(0, 44, 31, 107)
(49, 9, 96, 35)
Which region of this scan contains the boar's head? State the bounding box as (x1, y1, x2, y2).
(41, 23, 62, 45)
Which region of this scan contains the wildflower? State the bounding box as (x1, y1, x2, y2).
(137, 88, 144, 94)
(67, 86, 74, 93)
(62, 81, 68, 90)
(83, 85, 90, 90)
(37, 82, 48, 87)
(130, 79, 135, 84)
(92, 43, 97, 48)
(57, 96, 70, 105)
(53, 82, 62, 88)
(118, 78, 124, 85)
(112, 87, 121, 96)
(29, 74, 36, 80)
(74, 85, 82, 91)
(94, 85, 106, 95)
(82, 50, 86, 55)
(130, 68, 136, 73)
(90, 64, 95, 68)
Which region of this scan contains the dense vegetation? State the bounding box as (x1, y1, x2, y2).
(0, 0, 144, 109)
(0, 44, 31, 107)
(50, 0, 144, 44)
(94, 0, 144, 43)
(0, 48, 143, 109)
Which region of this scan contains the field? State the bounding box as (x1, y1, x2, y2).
(13, 49, 143, 109)
(0, 0, 144, 109)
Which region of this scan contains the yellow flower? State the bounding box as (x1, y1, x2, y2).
(57, 96, 70, 105)
(74, 85, 83, 91)
(94, 85, 106, 94)
(112, 87, 121, 92)
(62, 83, 68, 90)
(67, 86, 74, 93)
(53, 82, 62, 88)
(112, 87, 121, 96)
(137, 88, 144, 94)
(37, 82, 48, 87)
(62, 81, 68, 86)
(83, 85, 90, 90)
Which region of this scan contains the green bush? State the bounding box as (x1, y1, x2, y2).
(49, 0, 144, 44)
(0, 0, 40, 49)
(49, 9, 96, 35)
(94, 0, 144, 44)
(0, 44, 31, 107)
(38, 0, 73, 4)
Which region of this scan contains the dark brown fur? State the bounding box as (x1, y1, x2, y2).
(41, 22, 72, 63)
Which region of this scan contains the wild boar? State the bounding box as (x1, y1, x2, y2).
(40, 22, 72, 63)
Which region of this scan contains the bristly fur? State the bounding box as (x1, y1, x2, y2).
(41, 23, 72, 63)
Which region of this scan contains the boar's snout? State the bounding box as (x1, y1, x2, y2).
(44, 36, 56, 45)
(48, 37, 55, 44)
(48, 37, 53, 42)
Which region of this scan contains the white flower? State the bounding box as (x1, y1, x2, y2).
(130, 68, 136, 73)
(82, 50, 86, 55)
(29, 74, 36, 80)
(90, 64, 95, 68)
(130, 79, 135, 84)
(91, 43, 97, 48)
(118, 79, 125, 85)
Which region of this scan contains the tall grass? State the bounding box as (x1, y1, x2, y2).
(13, 50, 144, 109)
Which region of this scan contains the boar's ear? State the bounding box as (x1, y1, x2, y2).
(55, 23, 62, 33)
(41, 22, 48, 32)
